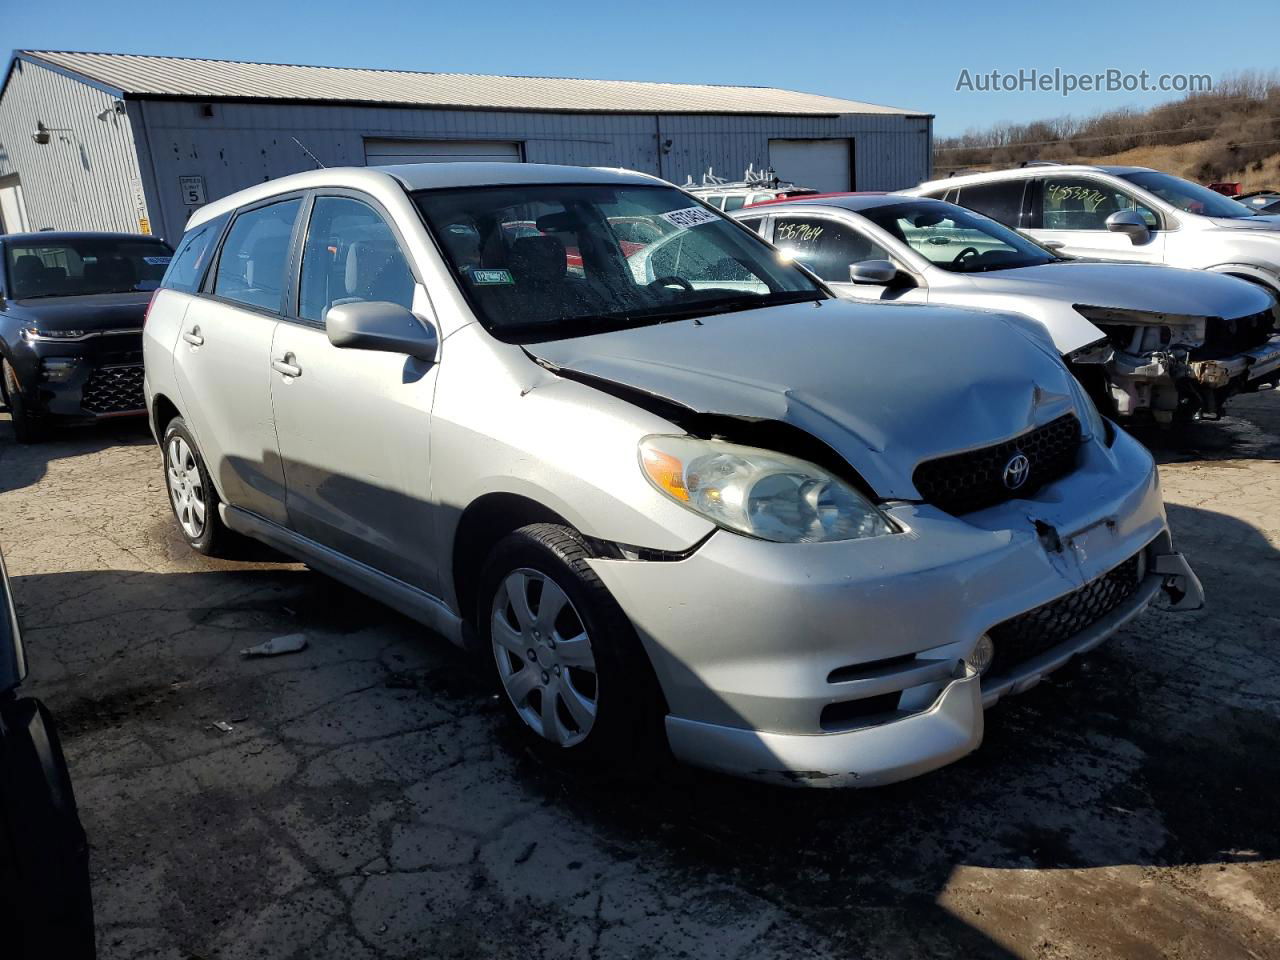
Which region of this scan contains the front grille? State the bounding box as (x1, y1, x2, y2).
(987, 553, 1143, 678)
(912, 414, 1082, 515)
(81, 364, 145, 415)
(1191, 308, 1277, 360)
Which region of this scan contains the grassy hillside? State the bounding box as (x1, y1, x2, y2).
(1080, 144, 1280, 193)
(935, 73, 1280, 191)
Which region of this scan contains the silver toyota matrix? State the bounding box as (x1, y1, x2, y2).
(143, 163, 1203, 787)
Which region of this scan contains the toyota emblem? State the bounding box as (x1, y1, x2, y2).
(1003, 452, 1031, 491)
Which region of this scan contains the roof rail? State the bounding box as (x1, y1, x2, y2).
(1021, 160, 1062, 167)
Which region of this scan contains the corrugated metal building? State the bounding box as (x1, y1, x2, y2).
(0, 50, 932, 243)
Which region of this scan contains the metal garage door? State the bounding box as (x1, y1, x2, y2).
(364, 139, 523, 166)
(0, 176, 29, 233)
(767, 139, 853, 193)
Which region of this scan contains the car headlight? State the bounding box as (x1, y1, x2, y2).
(1073, 379, 1110, 444)
(20, 326, 91, 342)
(639, 435, 895, 543)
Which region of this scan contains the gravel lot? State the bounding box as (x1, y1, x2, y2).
(2, 394, 1278, 960)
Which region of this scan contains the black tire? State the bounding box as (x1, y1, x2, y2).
(161, 416, 230, 556)
(2, 360, 46, 445)
(477, 523, 668, 774)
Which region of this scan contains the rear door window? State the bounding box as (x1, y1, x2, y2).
(212, 198, 302, 312)
(955, 181, 1025, 226)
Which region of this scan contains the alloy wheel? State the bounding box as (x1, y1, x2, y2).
(491, 567, 598, 747)
(166, 436, 207, 540)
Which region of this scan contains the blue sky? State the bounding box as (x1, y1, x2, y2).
(5, 0, 1273, 136)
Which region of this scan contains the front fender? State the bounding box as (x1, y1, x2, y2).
(429, 326, 714, 559)
(1204, 262, 1280, 299)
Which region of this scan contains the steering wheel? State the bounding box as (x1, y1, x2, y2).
(951, 246, 980, 266)
(649, 275, 694, 294)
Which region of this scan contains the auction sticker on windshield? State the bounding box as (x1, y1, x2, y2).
(471, 269, 515, 285)
(660, 206, 720, 230)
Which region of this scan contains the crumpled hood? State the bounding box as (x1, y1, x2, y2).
(5, 291, 152, 332)
(531, 298, 1079, 500)
(974, 260, 1274, 325)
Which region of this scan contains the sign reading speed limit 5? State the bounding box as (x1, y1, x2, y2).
(179, 175, 207, 205)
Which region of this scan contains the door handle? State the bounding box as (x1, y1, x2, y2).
(182, 327, 204, 347)
(271, 354, 302, 378)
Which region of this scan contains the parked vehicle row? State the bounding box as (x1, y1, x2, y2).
(733, 193, 1279, 423)
(141, 162, 1203, 787)
(903, 165, 1280, 423)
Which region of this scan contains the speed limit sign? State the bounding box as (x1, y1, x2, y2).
(179, 175, 207, 206)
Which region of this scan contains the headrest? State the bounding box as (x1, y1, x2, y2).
(509, 235, 566, 283)
(345, 240, 373, 296)
(846, 233, 874, 260)
(246, 240, 287, 291)
(12, 255, 45, 283)
(85, 258, 136, 285)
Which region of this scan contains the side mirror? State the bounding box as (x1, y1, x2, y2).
(1040, 240, 1066, 251)
(849, 260, 899, 285)
(326, 301, 438, 362)
(1105, 210, 1151, 245)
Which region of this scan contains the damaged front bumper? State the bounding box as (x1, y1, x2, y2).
(1075, 310, 1280, 420)
(1189, 334, 1280, 387)
(588, 428, 1202, 788)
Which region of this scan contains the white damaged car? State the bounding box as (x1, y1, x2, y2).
(734, 194, 1279, 424)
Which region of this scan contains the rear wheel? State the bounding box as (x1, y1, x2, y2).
(478, 523, 667, 773)
(2, 361, 46, 445)
(162, 416, 230, 556)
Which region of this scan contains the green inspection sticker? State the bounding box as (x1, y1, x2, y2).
(471, 269, 515, 285)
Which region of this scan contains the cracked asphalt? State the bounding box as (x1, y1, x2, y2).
(2, 394, 1279, 960)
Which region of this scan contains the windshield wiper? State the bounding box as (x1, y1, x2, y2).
(494, 291, 824, 342)
(624, 290, 825, 325)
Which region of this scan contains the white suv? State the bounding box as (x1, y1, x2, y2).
(908, 164, 1280, 298)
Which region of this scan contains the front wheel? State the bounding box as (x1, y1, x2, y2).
(2, 360, 46, 444)
(162, 416, 230, 556)
(478, 523, 667, 772)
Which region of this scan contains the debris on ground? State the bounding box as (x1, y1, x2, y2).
(239, 633, 309, 658)
(211, 720, 234, 733)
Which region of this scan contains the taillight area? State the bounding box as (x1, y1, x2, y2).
(143, 289, 161, 328)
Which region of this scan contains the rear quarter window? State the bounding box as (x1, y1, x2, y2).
(162, 215, 227, 293)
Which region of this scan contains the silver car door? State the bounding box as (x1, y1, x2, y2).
(1023, 176, 1167, 263)
(269, 192, 442, 593)
(771, 212, 926, 303)
(172, 195, 301, 525)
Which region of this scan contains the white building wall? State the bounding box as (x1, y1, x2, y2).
(0, 59, 149, 234)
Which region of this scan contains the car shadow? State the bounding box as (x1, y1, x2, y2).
(0, 410, 155, 493)
(1124, 386, 1280, 465)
